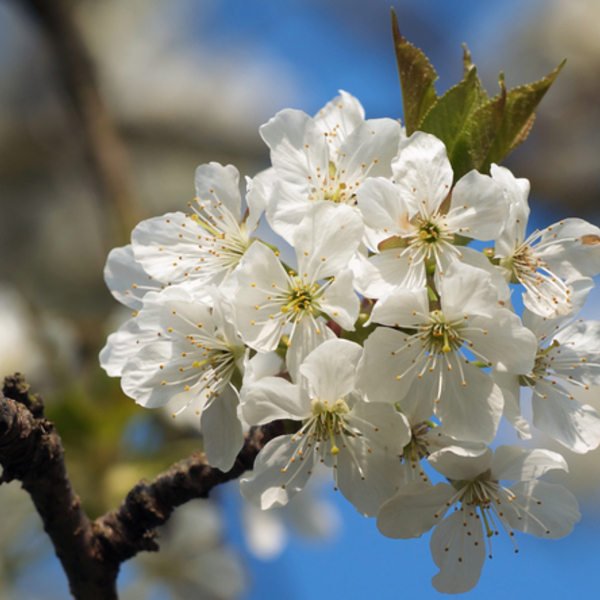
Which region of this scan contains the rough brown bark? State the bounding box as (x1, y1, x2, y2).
(0, 374, 284, 600)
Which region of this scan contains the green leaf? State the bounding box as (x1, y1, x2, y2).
(419, 67, 487, 156)
(480, 60, 566, 171)
(449, 74, 507, 181)
(461, 44, 488, 101)
(462, 43, 474, 79)
(392, 8, 438, 135)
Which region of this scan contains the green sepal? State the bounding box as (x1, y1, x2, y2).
(392, 8, 438, 136)
(341, 312, 377, 346)
(452, 233, 472, 247)
(426, 285, 438, 303)
(378, 235, 409, 252)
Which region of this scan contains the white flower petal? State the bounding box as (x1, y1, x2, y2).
(241, 376, 308, 425)
(314, 90, 365, 152)
(299, 339, 362, 401)
(370, 287, 429, 327)
(99, 317, 158, 377)
(377, 482, 453, 539)
(337, 118, 401, 183)
(433, 362, 504, 444)
(285, 316, 336, 384)
(260, 109, 329, 187)
(336, 425, 405, 517)
(448, 170, 507, 240)
(137, 286, 214, 333)
(430, 509, 486, 594)
(233, 242, 289, 352)
(356, 177, 413, 244)
(491, 163, 530, 256)
(294, 203, 363, 281)
(131, 211, 226, 289)
(439, 262, 499, 320)
(201, 386, 244, 471)
(466, 311, 537, 374)
(392, 132, 453, 215)
(352, 249, 420, 299)
(121, 341, 189, 408)
(317, 268, 360, 330)
(554, 319, 600, 386)
(491, 446, 568, 481)
(523, 277, 594, 338)
(104, 245, 162, 309)
(245, 170, 271, 235)
(349, 400, 411, 453)
(240, 435, 318, 510)
(243, 351, 284, 386)
(539, 217, 600, 279)
(458, 246, 512, 306)
(358, 327, 423, 404)
(531, 382, 600, 453)
(194, 162, 242, 222)
(492, 370, 531, 439)
(428, 447, 493, 482)
(266, 180, 313, 245)
(503, 480, 580, 539)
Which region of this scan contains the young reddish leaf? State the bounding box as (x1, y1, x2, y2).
(462, 43, 475, 80)
(480, 60, 565, 171)
(461, 44, 487, 100)
(392, 8, 438, 135)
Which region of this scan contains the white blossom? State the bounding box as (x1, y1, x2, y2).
(359, 263, 537, 443)
(377, 446, 580, 594)
(130, 163, 264, 298)
(354, 132, 507, 297)
(493, 164, 600, 317)
(398, 393, 487, 486)
(100, 245, 165, 377)
(495, 277, 600, 453)
(118, 286, 246, 471)
(234, 202, 363, 379)
(240, 339, 411, 517)
(260, 91, 402, 244)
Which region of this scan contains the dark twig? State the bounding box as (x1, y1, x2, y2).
(0, 374, 284, 600)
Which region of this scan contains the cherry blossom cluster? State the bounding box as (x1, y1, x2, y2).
(101, 91, 600, 593)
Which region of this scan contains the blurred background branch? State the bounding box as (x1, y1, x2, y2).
(15, 0, 143, 247)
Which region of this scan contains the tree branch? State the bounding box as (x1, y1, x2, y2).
(15, 0, 145, 245)
(0, 374, 284, 600)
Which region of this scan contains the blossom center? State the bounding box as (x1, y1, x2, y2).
(426, 311, 463, 354)
(505, 237, 572, 316)
(309, 162, 356, 205)
(418, 220, 442, 243)
(281, 280, 319, 315)
(402, 420, 432, 463)
(309, 397, 350, 455)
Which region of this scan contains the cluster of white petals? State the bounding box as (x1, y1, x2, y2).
(101, 90, 600, 592)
